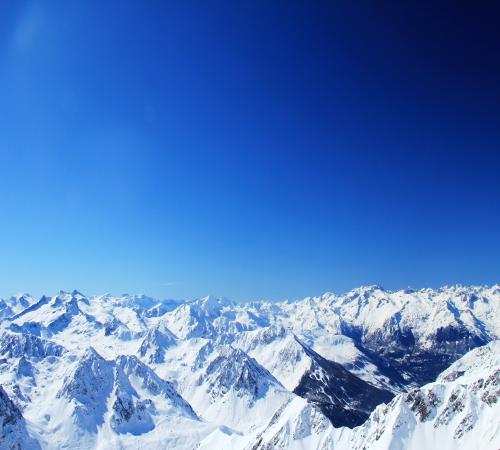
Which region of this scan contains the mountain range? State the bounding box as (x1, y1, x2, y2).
(0, 285, 498, 449)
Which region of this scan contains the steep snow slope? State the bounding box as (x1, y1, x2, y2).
(234, 327, 394, 427)
(244, 396, 345, 450)
(300, 331, 407, 392)
(235, 325, 313, 390)
(350, 340, 500, 450)
(244, 341, 500, 450)
(292, 338, 394, 427)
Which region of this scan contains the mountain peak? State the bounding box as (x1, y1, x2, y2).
(203, 345, 284, 402)
(194, 295, 235, 311)
(347, 284, 385, 297)
(138, 322, 177, 364)
(71, 289, 86, 297)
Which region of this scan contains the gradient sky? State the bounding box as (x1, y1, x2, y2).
(0, 1, 499, 301)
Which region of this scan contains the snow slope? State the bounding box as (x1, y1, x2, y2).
(350, 340, 500, 450)
(244, 341, 500, 450)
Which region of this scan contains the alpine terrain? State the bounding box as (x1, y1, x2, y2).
(0, 285, 498, 449)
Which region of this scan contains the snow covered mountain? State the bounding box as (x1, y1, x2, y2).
(138, 322, 177, 363)
(246, 340, 500, 450)
(349, 340, 500, 450)
(0, 285, 497, 449)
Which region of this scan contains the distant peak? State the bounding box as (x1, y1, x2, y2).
(195, 295, 234, 310)
(12, 292, 32, 299)
(348, 284, 385, 296)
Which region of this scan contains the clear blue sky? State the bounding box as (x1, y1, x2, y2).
(0, 1, 499, 301)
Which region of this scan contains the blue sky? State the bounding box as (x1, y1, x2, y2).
(0, 1, 499, 301)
